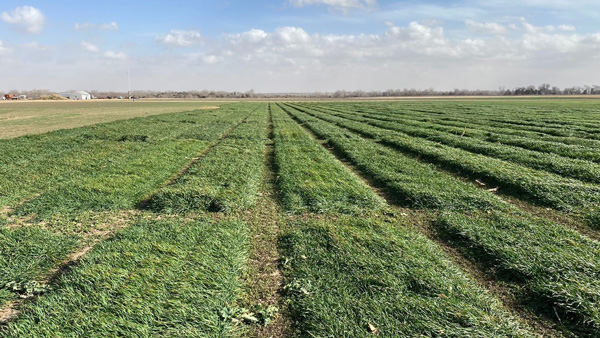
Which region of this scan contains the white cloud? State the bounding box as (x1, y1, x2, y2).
(74, 22, 119, 31)
(155, 30, 203, 47)
(1, 6, 45, 34)
(557, 24, 576, 32)
(290, 0, 376, 10)
(520, 22, 585, 53)
(104, 51, 128, 60)
(100, 22, 119, 30)
(81, 41, 100, 53)
(465, 20, 508, 35)
(0, 41, 11, 55)
(20, 41, 53, 51)
(3, 16, 600, 93)
(202, 55, 219, 64)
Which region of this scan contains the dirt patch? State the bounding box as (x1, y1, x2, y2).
(0, 303, 19, 323)
(67, 246, 92, 262)
(241, 104, 291, 338)
(0, 206, 13, 217)
(199, 106, 220, 110)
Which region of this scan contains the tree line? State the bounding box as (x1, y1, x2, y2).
(2, 84, 600, 99)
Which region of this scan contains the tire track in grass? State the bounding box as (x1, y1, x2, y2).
(278, 103, 568, 338)
(241, 103, 291, 338)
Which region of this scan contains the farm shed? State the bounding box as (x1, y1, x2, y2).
(59, 91, 91, 100)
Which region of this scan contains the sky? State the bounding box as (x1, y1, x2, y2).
(1, 0, 600, 92)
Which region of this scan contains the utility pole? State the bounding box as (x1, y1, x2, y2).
(127, 68, 131, 99)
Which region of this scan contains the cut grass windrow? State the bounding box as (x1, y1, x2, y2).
(1, 217, 249, 337)
(280, 215, 534, 337)
(271, 104, 384, 214)
(146, 104, 268, 213)
(2, 104, 256, 218)
(308, 104, 600, 182)
(278, 104, 508, 212)
(285, 104, 600, 227)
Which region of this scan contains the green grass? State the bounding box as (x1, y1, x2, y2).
(2, 217, 249, 337)
(280, 216, 533, 337)
(326, 105, 600, 164)
(3, 98, 600, 337)
(287, 103, 600, 226)
(1, 104, 254, 218)
(271, 104, 384, 214)
(283, 102, 600, 333)
(280, 104, 507, 211)
(0, 100, 221, 139)
(326, 101, 600, 150)
(147, 104, 268, 213)
(0, 226, 79, 305)
(437, 212, 600, 335)
(311, 104, 600, 184)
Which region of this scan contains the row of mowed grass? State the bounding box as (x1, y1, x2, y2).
(287, 103, 600, 226)
(2, 100, 599, 337)
(270, 103, 384, 214)
(282, 103, 600, 335)
(147, 103, 268, 213)
(0, 103, 254, 219)
(271, 104, 536, 336)
(310, 104, 600, 184)
(2, 217, 250, 338)
(321, 103, 600, 163)
(1, 103, 268, 337)
(280, 215, 534, 337)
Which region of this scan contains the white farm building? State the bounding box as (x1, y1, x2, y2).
(59, 91, 91, 100)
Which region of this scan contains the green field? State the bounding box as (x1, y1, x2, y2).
(1, 99, 599, 337)
(0, 100, 222, 140)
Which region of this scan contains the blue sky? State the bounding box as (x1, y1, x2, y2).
(1, 1, 600, 92)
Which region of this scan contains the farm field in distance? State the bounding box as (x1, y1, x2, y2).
(0, 100, 222, 139)
(0, 98, 599, 337)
